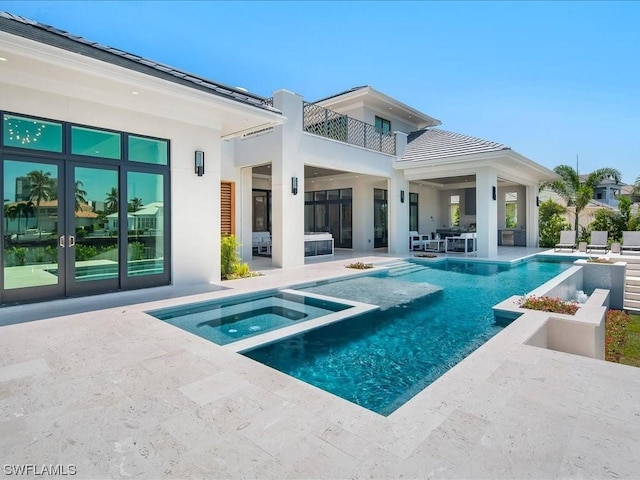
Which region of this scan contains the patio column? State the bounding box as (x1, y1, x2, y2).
(387, 171, 410, 255)
(240, 166, 253, 261)
(475, 167, 498, 257)
(271, 90, 305, 268)
(526, 184, 539, 247)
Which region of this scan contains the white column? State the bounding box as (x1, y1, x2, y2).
(387, 171, 410, 254)
(475, 167, 498, 257)
(239, 166, 253, 261)
(271, 90, 305, 268)
(526, 185, 539, 247)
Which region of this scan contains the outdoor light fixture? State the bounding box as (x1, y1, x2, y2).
(400, 190, 405, 203)
(536, 196, 540, 207)
(291, 176, 298, 195)
(194, 150, 205, 176)
(492, 186, 497, 201)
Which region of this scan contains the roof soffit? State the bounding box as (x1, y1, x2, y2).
(0, 32, 284, 135)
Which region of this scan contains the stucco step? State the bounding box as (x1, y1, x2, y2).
(625, 292, 640, 302)
(626, 277, 640, 287)
(624, 299, 640, 311)
(624, 260, 640, 268)
(625, 285, 640, 295)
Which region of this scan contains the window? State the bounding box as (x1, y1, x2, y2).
(409, 193, 419, 232)
(375, 116, 391, 134)
(2, 114, 63, 152)
(129, 135, 168, 165)
(449, 195, 460, 227)
(505, 192, 518, 228)
(71, 126, 121, 159)
(305, 188, 352, 248)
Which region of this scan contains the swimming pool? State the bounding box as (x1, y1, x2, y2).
(244, 258, 572, 415)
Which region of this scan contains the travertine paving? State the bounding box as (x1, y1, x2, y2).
(1, 252, 639, 479)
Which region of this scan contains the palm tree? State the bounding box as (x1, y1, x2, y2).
(129, 197, 143, 212)
(74, 180, 88, 213)
(4, 203, 17, 234)
(632, 175, 640, 203)
(542, 165, 621, 233)
(27, 170, 54, 235)
(105, 187, 118, 214)
(21, 201, 35, 231)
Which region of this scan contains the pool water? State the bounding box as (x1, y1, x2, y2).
(147, 291, 352, 345)
(243, 258, 572, 416)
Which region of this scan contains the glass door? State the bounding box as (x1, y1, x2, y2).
(64, 164, 120, 295)
(374, 188, 388, 248)
(2, 158, 65, 303)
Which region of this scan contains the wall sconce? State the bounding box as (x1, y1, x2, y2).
(194, 150, 205, 176)
(492, 186, 497, 201)
(400, 190, 405, 203)
(536, 196, 540, 207)
(291, 176, 298, 195)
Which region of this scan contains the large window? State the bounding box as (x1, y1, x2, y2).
(505, 192, 518, 228)
(375, 116, 391, 134)
(409, 192, 419, 231)
(252, 190, 271, 232)
(305, 188, 352, 248)
(71, 126, 121, 159)
(2, 114, 63, 153)
(449, 194, 460, 227)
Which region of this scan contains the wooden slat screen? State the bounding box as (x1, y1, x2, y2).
(220, 181, 235, 235)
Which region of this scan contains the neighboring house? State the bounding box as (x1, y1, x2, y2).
(0, 12, 557, 306)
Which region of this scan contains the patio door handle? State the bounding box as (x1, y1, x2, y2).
(59, 235, 65, 247)
(68, 235, 75, 247)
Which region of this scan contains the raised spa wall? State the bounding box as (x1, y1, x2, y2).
(493, 259, 627, 360)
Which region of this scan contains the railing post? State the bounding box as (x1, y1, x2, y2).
(324, 108, 329, 138)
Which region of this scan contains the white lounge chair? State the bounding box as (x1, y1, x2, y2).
(621, 231, 640, 253)
(587, 231, 608, 253)
(409, 231, 429, 251)
(554, 230, 576, 252)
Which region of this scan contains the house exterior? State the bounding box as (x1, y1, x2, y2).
(0, 12, 557, 306)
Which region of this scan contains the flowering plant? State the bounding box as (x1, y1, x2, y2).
(519, 295, 579, 315)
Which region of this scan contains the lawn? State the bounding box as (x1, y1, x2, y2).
(606, 312, 640, 367)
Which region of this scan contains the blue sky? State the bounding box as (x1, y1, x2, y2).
(2, 1, 638, 184)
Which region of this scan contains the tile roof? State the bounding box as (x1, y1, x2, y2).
(0, 12, 280, 114)
(312, 86, 369, 103)
(400, 128, 510, 163)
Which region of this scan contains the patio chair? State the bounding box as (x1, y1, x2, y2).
(587, 230, 608, 253)
(621, 231, 640, 254)
(409, 231, 429, 251)
(554, 230, 576, 252)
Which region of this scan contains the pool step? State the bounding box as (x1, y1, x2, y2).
(384, 262, 427, 277)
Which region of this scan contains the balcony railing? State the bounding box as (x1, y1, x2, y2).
(302, 102, 396, 155)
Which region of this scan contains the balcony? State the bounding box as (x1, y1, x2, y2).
(302, 102, 396, 155)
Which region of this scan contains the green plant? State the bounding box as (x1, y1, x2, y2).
(605, 310, 631, 362)
(538, 199, 570, 248)
(128, 242, 145, 261)
(519, 295, 579, 315)
(75, 244, 98, 261)
(345, 261, 374, 269)
(221, 234, 255, 280)
(11, 247, 27, 266)
(33, 247, 46, 263)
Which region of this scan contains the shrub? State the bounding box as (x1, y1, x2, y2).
(11, 247, 27, 266)
(538, 200, 570, 248)
(519, 295, 579, 315)
(605, 310, 630, 362)
(75, 244, 98, 261)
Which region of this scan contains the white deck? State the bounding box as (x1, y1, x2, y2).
(1, 249, 639, 478)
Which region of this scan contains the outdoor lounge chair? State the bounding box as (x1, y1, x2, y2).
(587, 230, 609, 253)
(554, 230, 576, 252)
(621, 231, 640, 253)
(409, 231, 429, 251)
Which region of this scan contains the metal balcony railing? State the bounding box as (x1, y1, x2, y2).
(302, 102, 396, 155)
